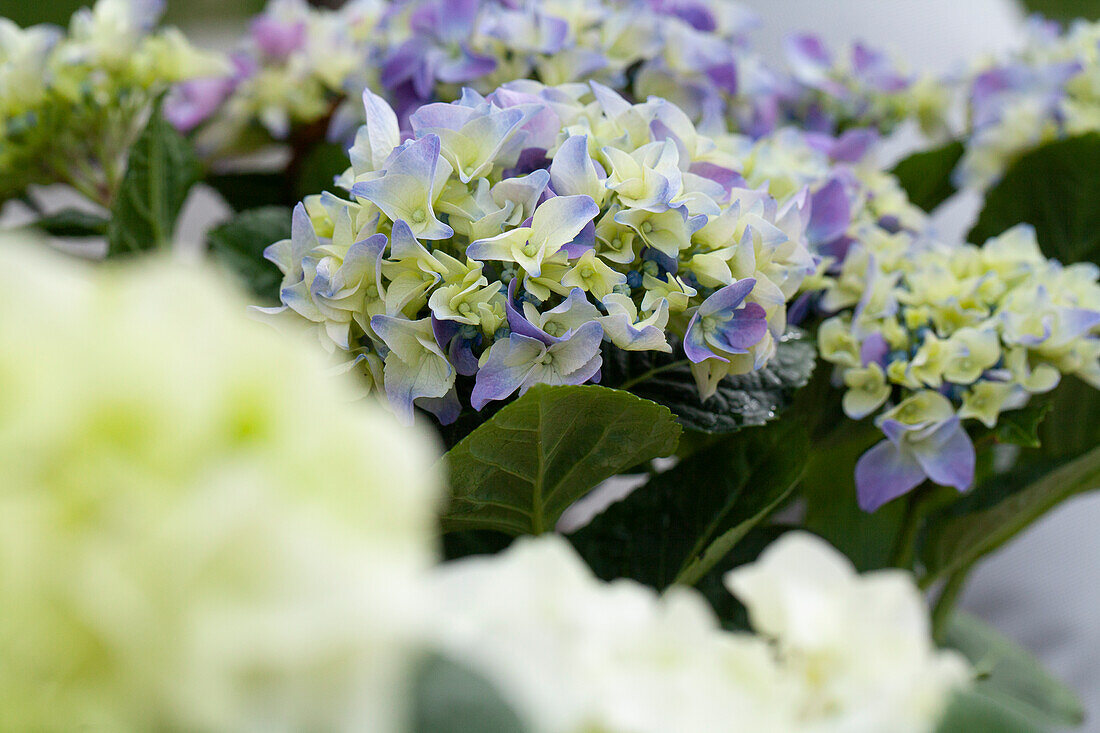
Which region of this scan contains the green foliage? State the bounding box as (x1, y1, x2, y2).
(294, 142, 350, 201)
(31, 209, 109, 238)
(798, 417, 909, 571)
(994, 403, 1051, 449)
(970, 133, 1100, 264)
(206, 171, 294, 211)
(107, 106, 202, 256)
(936, 613, 1085, 732)
(891, 140, 964, 212)
(921, 443, 1100, 583)
(1019, 0, 1100, 21)
(205, 206, 291, 304)
(603, 330, 816, 433)
(441, 385, 681, 536)
(570, 419, 807, 589)
(410, 654, 528, 733)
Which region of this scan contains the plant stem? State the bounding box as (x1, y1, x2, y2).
(617, 359, 688, 390)
(889, 488, 926, 570)
(931, 564, 973, 644)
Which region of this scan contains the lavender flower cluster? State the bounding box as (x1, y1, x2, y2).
(957, 17, 1100, 190)
(818, 223, 1100, 511)
(169, 0, 947, 161)
(259, 81, 820, 425)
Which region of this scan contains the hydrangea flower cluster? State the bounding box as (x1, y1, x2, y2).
(0, 0, 224, 205)
(957, 17, 1100, 190)
(435, 532, 971, 733)
(0, 238, 443, 731)
(818, 224, 1100, 511)
(718, 124, 931, 324)
(175, 0, 948, 162)
(262, 81, 818, 425)
(781, 33, 951, 139)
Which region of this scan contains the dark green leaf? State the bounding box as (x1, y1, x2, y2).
(206, 171, 294, 211)
(994, 403, 1051, 449)
(1018, 0, 1100, 22)
(940, 613, 1085, 730)
(969, 133, 1100, 264)
(799, 419, 908, 571)
(31, 208, 109, 238)
(1037, 376, 1100, 461)
(293, 142, 350, 201)
(921, 444, 1100, 583)
(206, 206, 291, 304)
(107, 105, 202, 256)
(891, 140, 964, 212)
(441, 385, 681, 536)
(442, 529, 515, 561)
(410, 653, 527, 733)
(603, 329, 816, 433)
(570, 419, 808, 588)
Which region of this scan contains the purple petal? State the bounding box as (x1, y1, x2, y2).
(505, 279, 555, 345)
(683, 313, 719, 364)
(807, 178, 851, 246)
(561, 220, 596, 259)
(437, 46, 497, 84)
(855, 439, 927, 512)
(689, 162, 746, 195)
(705, 62, 739, 95)
(416, 388, 462, 425)
(860, 333, 890, 367)
(250, 15, 306, 59)
(546, 321, 604, 378)
(710, 302, 768, 353)
(785, 34, 832, 78)
(432, 315, 460, 350)
(699, 278, 756, 318)
(163, 77, 234, 132)
(470, 333, 544, 409)
(911, 417, 976, 492)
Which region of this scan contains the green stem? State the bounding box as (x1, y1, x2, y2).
(617, 359, 689, 390)
(931, 564, 973, 644)
(889, 488, 927, 570)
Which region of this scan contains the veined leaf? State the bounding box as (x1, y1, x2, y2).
(441, 385, 681, 536)
(603, 329, 816, 433)
(107, 105, 202, 256)
(569, 419, 808, 588)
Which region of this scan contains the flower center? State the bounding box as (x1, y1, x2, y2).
(641, 221, 654, 234)
(412, 208, 426, 223)
(580, 266, 595, 279)
(522, 241, 539, 257)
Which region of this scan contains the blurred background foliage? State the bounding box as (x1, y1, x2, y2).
(2, 0, 1100, 29)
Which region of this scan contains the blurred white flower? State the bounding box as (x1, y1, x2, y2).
(0, 238, 443, 732)
(726, 532, 972, 733)
(432, 534, 795, 733)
